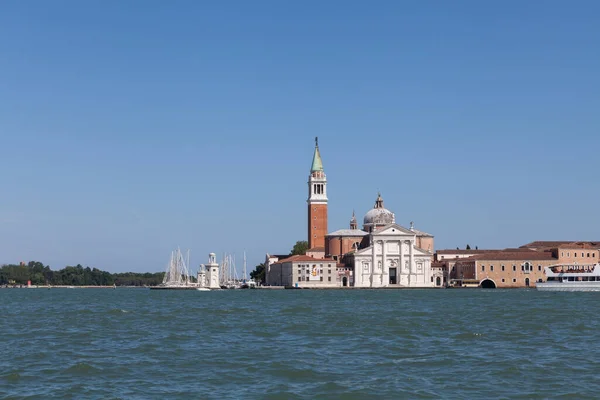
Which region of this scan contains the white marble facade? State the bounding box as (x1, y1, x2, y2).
(351, 224, 433, 288)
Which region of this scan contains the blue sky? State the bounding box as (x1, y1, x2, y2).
(1, 1, 599, 273)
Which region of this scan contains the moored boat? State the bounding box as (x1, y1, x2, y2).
(536, 263, 600, 291)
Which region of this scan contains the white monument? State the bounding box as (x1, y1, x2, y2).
(205, 253, 220, 289)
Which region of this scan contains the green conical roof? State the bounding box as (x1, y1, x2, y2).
(311, 137, 323, 172)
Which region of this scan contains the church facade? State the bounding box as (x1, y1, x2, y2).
(350, 224, 434, 288)
(265, 138, 437, 288)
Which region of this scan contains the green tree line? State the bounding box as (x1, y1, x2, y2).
(0, 261, 165, 287)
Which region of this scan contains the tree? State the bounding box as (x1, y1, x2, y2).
(249, 263, 265, 284)
(466, 244, 471, 250)
(290, 241, 309, 256)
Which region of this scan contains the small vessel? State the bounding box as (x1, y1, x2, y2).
(537, 263, 600, 291)
(150, 248, 196, 290)
(196, 287, 211, 292)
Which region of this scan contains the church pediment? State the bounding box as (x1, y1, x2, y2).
(371, 223, 415, 237)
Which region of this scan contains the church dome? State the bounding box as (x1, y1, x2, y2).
(363, 207, 395, 225)
(363, 193, 395, 229)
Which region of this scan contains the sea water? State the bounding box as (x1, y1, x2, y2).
(1, 288, 599, 399)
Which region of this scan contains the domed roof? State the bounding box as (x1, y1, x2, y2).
(363, 207, 395, 225)
(363, 193, 395, 227)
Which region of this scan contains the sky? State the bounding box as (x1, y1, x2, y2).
(1, 1, 599, 274)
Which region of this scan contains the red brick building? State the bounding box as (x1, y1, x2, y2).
(437, 241, 600, 288)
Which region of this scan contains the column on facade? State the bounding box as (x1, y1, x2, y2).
(404, 240, 413, 286)
(371, 241, 376, 288)
(382, 239, 387, 287)
(409, 240, 414, 285)
(399, 239, 404, 285)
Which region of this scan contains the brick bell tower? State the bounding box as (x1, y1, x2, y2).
(307, 137, 328, 250)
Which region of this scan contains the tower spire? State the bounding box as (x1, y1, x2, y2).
(311, 136, 324, 172)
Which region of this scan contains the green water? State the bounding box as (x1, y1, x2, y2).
(1, 288, 598, 399)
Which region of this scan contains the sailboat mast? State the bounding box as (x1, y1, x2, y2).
(243, 251, 247, 282)
(186, 249, 190, 285)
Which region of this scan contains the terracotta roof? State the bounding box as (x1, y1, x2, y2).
(470, 251, 556, 261)
(520, 241, 600, 250)
(452, 258, 477, 263)
(556, 242, 600, 249)
(520, 241, 577, 249)
(307, 247, 325, 252)
(436, 249, 497, 255)
(272, 254, 334, 265)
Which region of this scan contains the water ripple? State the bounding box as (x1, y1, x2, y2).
(2, 289, 600, 398)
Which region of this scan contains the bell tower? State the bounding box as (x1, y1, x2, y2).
(307, 137, 328, 250)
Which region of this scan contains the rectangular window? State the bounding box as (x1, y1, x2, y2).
(513, 265, 516, 272)
(502, 279, 505, 282)
(513, 279, 516, 283)
(298, 277, 301, 282)
(538, 265, 541, 271)
(588, 253, 590, 257)
(491, 265, 494, 272)
(328, 277, 331, 282)
(501, 265, 505, 271)
(561, 252, 564, 257)
(328, 270, 331, 274)
(481, 265, 485, 272)
(320, 277, 323, 281)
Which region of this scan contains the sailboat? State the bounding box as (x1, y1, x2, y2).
(158, 248, 193, 288)
(219, 253, 239, 289)
(240, 251, 250, 289)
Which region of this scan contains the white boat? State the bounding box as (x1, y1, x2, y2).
(537, 263, 600, 291)
(196, 287, 211, 291)
(152, 248, 194, 289)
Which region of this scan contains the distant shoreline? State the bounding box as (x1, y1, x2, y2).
(0, 285, 148, 289)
